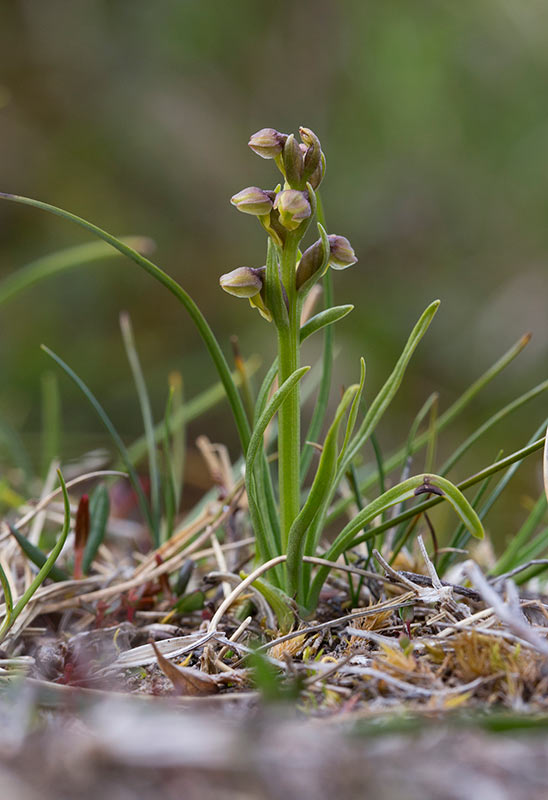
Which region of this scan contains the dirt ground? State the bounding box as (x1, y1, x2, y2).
(2, 688, 548, 800)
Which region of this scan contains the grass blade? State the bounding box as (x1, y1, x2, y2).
(119, 311, 161, 542)
(340, 299, 440, 476)
(439, 379, 548, 476)
(82, 484, 110, 575)
(306, 473, 483, 611)
(0, 469, 72, 641)
(245, 366, 309, 569)
(9, 524, 69, 582)
(492, 494, 548, 575)
(328, 332, 533, 524)
(346, 434, 546, 554)
(126, 356, 260, 467)
(0, 237, 153, 306)
(41, 371, 61, 479)
(300, 268, 335, 482)
(41, 344, 155, 536)
(287, 384, 359, 598)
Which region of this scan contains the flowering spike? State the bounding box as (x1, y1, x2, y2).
(231, 187, 275, 216)
(248, 128, 288, 159)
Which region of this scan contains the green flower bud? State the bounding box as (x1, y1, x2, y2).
(274, 189, 311, 231)
(231, 186, 275, 216)
(299, 127, 322, 179)
(295, 239, 326, 290)
(282, 134, 304, 186)
(248, 128, 288, 159)
(328, 235, 358, 270)
(219, 266, 264, 298)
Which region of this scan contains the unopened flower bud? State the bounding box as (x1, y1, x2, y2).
(274, 189, 311, 231)
(219, 266, 264, 298)
(282, 134, 304, 186)
(295, 239, 327, 290)
(328, 235, 357, 270)
(231, 186, 275, 216)
(308, 151, 326, 190)
(299, 127, 322, 179)
(248, 128, 288, 159)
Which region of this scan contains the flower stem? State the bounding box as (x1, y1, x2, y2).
(277, 233, 301, 554)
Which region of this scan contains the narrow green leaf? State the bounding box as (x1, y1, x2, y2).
(513, 526, 548, 567)
(250, 576, 295, 634)
(351, 432, 547, 555)
(300, 267, 335, 482)
(328, 332, 533, 524)
(0, 237, 153, 306)
(120, 312, 161, 543)
(339, 357, 367, 464)
(299, 304, 354, 344)
(287, 384, 359, 597)
(82, 485, 110, 574)
(245, 366, 309, 570)
(340, 299, 440, 476)
(492, 494, 547, 575)
(306, 472, 484, 611)
(264, 237, 288, 329)
(9, 525, 69, 582)
(1, 469, 72, 641)
(0, 562, 13, 619)
(440, 380, 548, 476)
(436, 465, 498, 575)
(126, 357, 260, 467)
(174, 590, 205, 613)
(41, 372, 61, 479)
(246, 366, 310, 479)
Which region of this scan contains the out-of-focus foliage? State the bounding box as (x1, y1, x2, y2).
(0, 1, 547, 531)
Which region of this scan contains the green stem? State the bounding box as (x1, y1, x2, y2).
(277, 233, 301, 552)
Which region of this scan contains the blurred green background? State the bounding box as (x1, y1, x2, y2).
(1, 1, 546, 535)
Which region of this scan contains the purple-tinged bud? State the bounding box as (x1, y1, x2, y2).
(231, 186, 275, 216)
(328, 235, 357, 270)
(248, 128, 288, 159)
(296, 239, 327, 290)
(282, 134, 304, 186)
(274, 189, 311, 231)
(299, 127, 322, 179)
(308, 151, 326, 190)
(219, 266, 264, 298)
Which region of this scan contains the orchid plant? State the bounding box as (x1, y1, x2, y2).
(12, 125, 548, 627)
(216, 126, 483, 611)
